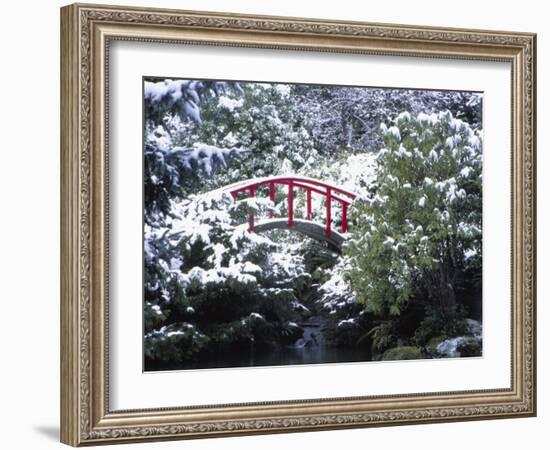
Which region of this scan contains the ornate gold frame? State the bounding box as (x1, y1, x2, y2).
(60, 3, 537, 446)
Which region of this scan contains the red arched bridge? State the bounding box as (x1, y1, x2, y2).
(221, 176, 360, 250)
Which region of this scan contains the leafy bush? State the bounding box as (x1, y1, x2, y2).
(457, 337, 482, 357)
(381, 346, 424, 361)
(345, 111, 482, 320)
(360, 321, 398, 354)
(144, 323, 209, 363)
(413, 305, 470, 346)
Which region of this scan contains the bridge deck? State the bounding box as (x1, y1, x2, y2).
(238, 218, 346, 251)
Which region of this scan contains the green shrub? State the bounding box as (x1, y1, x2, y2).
(382, 346, 424, 361)
(457, 337, 482, 357)
(346, 111, 482, 319)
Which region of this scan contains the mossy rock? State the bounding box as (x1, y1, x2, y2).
(382, 346, 424, 361)
(457, 337, 482, 357)
(426, 336, 446, 356)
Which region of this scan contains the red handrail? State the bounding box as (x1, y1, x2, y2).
(229, 176, 357, 199)
(226, 176, 359, 236)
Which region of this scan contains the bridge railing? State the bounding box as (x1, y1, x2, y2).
(227, 176, 357, 237)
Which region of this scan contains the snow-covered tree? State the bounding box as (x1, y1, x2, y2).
(345, 111, 482, 320)
(144, 192, 313, 366)
(143, 79, 246, 225)
(160, 82, 320, 192)
(294, 85, 482, 155)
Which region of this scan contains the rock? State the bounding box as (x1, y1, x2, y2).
(457, 337, 482, 357)
(436, 336, 482, 358)
(436, 337, 464, 357)
(426, 336, 447, 356)
(382, 346, 424, 361)
(465, 319, 482, 339)
(433, 319, 482, 358)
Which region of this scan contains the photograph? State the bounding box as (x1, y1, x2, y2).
(143, 78, 483, 372)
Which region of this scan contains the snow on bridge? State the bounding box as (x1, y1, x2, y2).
(236, 218, 347, 251)
(182, 175, 362, 249)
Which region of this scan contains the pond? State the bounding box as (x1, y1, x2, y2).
(148, 318, 372, 372)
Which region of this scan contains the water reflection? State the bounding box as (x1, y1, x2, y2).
(150, 345, 371, 371)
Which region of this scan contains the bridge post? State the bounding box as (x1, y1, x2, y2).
(269, 182, 275, 218)
(217, 176, 358, 238)
(306, 189, 312, 220)
(288, 180, 294, 228)
(326, 188, 331, 237)
(248, 186, 255, 232)
(342, 203, 348, 233)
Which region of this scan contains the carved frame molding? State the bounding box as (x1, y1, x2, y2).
(60, 3, 536, 446)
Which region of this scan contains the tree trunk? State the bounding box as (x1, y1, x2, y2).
(439, 264, 456, 318)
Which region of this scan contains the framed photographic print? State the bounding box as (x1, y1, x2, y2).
(60, 3, 537, 446)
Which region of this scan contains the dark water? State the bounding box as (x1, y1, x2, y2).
(190, 346, 368, 370)
(147, 321, 371, 372)
(148, 345, 371, 372)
